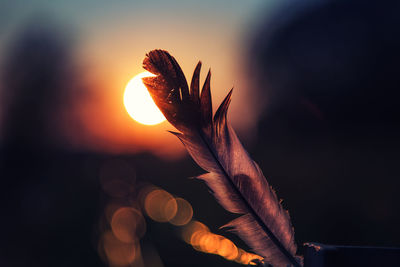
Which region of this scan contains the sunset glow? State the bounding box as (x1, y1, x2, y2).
(123, 72, 166, 125)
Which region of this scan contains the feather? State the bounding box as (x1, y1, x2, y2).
(142, 49, 301, 267)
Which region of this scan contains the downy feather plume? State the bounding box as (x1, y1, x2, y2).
(142, 49, 301, 267)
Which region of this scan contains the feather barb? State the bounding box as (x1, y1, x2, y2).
(142, 49, 301, 267)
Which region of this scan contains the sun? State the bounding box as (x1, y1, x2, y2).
(123, 72, 166, 125)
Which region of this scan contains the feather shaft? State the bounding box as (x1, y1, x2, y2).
(142, 49, 301, 267)
(197, 130, 301, 267)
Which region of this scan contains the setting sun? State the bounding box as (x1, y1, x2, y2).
(123, 72, 166, 125)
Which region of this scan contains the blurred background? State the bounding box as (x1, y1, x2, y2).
(1, 0, 400, 266)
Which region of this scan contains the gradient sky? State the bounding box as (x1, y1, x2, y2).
(1, 0, 277, 158)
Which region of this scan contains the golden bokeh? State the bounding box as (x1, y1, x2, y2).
(168, 197, 193, 226)
(137, 185, 158, 206)
(111, 207, 146, 243)
(138, 186, 264, 266)
(144, 189, 177, 222)
(181, 220, 210, 244)
(102, 231, 138, 266)
(199, 233, 221, 254)
(182, 220, 263, 265)
(190, 230, 209, 251)
(104, 202, 124, 223)
(217, 238, 238, 260)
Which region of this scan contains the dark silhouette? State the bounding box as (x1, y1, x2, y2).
(0, 22, 102, 267)
(248, 0, 400, 260)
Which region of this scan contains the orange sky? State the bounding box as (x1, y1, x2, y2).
(74, 43, 259, 158)
(1, 0, 271, 159)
